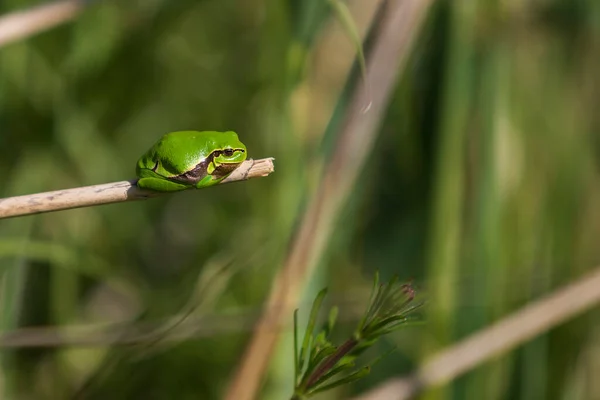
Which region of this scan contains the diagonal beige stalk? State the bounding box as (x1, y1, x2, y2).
(352, 266, 600, 400)
(0, 158, 275, 219)
(0, 0, 86, 47)
(224, 1, 437, 400)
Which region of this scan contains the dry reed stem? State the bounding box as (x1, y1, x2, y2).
(0, 0, 85, 47)
(353, 266, 600, 400)
(224, 1, 436, 399)
(0, 158, 274, 219)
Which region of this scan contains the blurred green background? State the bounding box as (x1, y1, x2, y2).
(1, 0, 600, 399)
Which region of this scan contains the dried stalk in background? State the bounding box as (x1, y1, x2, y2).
(353, 266, 600, 400)
(225, 1, 436, 399)
(0, 0, 87, 47)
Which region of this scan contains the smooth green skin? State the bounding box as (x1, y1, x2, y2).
(136, 130, 247, 192)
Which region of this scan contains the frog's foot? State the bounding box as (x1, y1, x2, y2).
(137, 177, 190, 192)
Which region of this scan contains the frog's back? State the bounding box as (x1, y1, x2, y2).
(158, 130, 218, 170)
(139, 131, 218, 175)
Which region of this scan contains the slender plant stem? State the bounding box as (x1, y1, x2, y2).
(304, 338, 358, 389)
(0, 158, 274, 219)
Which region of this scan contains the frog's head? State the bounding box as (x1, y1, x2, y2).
(163, 130, 247, 189)
(207, 130, 247, 178)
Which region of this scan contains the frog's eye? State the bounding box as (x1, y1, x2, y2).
(223, 149, 235, 157)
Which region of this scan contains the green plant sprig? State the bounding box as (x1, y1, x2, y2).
(291, 272, 424, 399)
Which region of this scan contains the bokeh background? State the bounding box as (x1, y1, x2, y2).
(1, 0, 600, 399)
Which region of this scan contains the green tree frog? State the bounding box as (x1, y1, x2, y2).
(136, 130, 247, 192)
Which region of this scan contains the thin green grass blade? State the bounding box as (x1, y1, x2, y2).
(361, 282, 387, 332)
(368, 318, 427, 337)
(366, 275, 399, 326)
(314, 329, 331, 349)
(327, 305, 338, 335)
(294, 309, 299, 382)
(368, 346, 398, 369)
(309, 366, 370, 395)
(308, 360, 356, 390)
(357, 271, 379, 331)
(327, 0, 372, 113)
(303, 346, 338, 383)
(300, 288, 328, 373)
(363, 314, 412, 336)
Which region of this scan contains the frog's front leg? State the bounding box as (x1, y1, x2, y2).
(194, 174, 225, 189)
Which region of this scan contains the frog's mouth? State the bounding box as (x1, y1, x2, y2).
(168, 157, 242, 185)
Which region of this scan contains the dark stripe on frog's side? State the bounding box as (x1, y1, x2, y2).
(167, 148, 245, 185)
